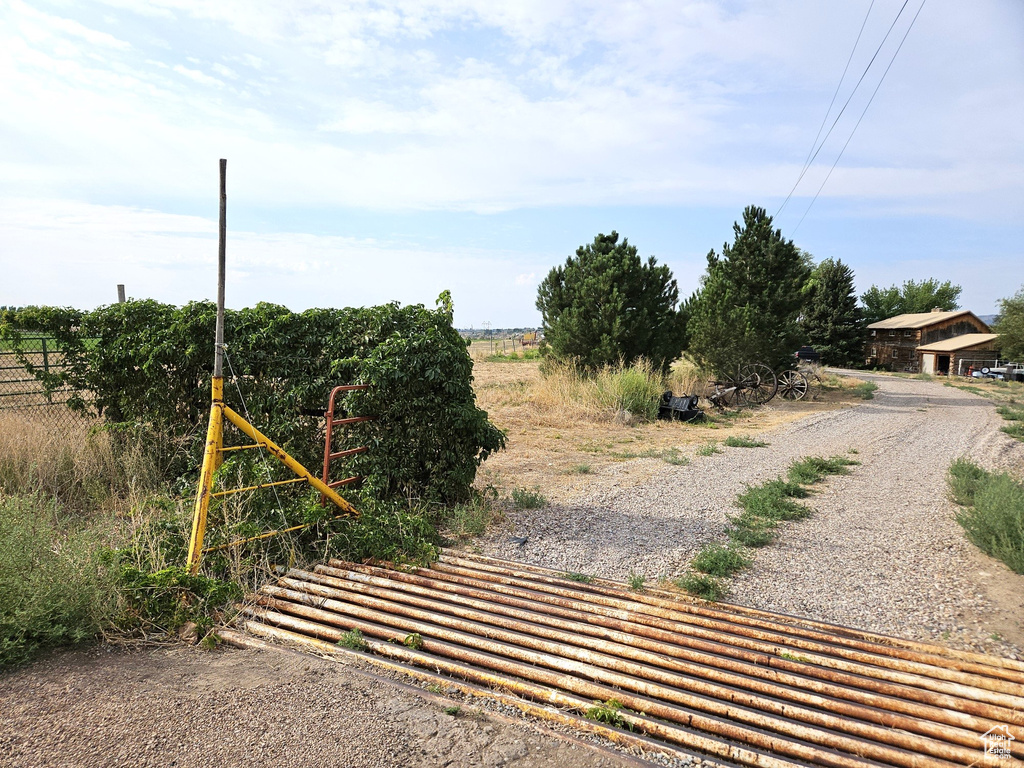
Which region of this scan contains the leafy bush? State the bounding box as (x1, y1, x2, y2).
(112, 564, 241, 637)
(0, 495, 111, 667)
(948, 460, 1024, 574)
(1, 294, 504, 505)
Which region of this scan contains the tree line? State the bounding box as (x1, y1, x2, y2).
(536, 205, 1023, 373)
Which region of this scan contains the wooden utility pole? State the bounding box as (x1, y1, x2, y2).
(117, 284, 126, 303)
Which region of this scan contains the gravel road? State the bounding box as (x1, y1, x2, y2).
(484, 373, 1024, 656)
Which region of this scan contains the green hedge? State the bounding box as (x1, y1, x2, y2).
(0, 292, 504, 504)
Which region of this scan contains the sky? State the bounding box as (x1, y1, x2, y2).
(1, 0, 1022, 328)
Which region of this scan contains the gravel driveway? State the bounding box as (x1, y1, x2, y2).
(484, 373, 1024, 656)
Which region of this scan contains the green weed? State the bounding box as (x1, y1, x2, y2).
(338, 628, 369, 651)
(736, 482, 811, 522)
(948, 460, 1024, 574)
(403, 632, 424, 650)
(627, 572, 646, 592)
(675, 572, 725, 601)
(0, 494, 112, 667)
(787, 456, 858, 485)
(850, 381, 878, 400)
(724, 435, 768, 448)
(444, 705, 462, 716)
(690, 543, 751, 577)
(584, 699, 630, 729)
(560, 572, 596, 584)
(696, 443, 721, 457)
(511, 487, 546, 509)
(567, 463, 593, 475)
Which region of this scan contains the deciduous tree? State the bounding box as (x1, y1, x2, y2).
(860, 279, 961, 326)
(993, 286, 1024, 361)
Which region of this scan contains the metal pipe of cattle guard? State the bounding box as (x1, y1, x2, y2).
(327, 559, 1024, 718)
(433, 555, 1024, 695)
(241, 605, 891, 768)
(445, 549, 1024, 674)
(250, 591, 966, 768)
(438, 552, 1024, 681)
(282, 568, 1009, 750)
(314, 562, 1021, 727)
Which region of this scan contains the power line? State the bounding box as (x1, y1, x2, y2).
(775, 0, 910, 218)
(780, 0, 876, 218)
(792, 0, 928, 235)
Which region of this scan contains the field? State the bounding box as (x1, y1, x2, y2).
(468, 354, 869, 505)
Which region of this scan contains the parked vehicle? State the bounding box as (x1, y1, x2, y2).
(794, 346, 820, 363)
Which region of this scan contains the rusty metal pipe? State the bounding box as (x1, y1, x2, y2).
(435, 555, 1024, 692)
(284, 568, 1013, 750)
(329, 559, 1024, 715)
(448, 550, 1024, 675)
(238, 617, 810, 768)
(315, 562, 1022, 726)
(251, 590, 967, 768)
(241, 605, 898, 768)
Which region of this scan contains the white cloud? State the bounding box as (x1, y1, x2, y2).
(514, 272, 536, 286)
(173, 64, 223, 88)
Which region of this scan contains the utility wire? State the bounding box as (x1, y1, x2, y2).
(792, 0, 927, 235)
(780, 0, 876, 218)
(775, 0, 910, 218)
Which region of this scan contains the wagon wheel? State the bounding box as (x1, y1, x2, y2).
(703, 378, 734, 409)
(778, 369, 809, 400)
(737, 364, 778, 405)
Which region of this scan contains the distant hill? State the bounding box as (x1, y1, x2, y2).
(978, 314, 999, 326)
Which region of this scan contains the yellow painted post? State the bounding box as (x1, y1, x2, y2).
(222, 405, 360, 515)
(186, 376, 224, 573)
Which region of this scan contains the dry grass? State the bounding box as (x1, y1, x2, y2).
(472, 359, 869, 503)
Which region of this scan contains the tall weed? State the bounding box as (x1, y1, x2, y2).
(948, 459, 1024, 574)
(0, 494, 111, 667)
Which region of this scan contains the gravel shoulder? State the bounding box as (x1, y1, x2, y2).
(482, 372, 1024, 656)
(0, 644, 647, 768)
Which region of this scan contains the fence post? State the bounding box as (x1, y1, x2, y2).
(41, 338, 52, 403)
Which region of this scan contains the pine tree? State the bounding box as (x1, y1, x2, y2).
(801, 258, 863, 367)
(687, 206, 811, 375)
(535, 232, 687, 371)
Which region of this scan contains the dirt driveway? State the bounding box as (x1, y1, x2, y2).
(2, 372, 1021, 767)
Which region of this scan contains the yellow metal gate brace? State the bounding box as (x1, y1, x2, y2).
(186, 160, 358, 574)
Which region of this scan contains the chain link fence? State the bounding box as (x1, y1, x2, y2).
(0, 337, 93, 430)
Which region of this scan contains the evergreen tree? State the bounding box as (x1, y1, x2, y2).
(535, 232, 687, 371)
(992, 285, 1024, 361)
(687, 206, 811, 375)
(801, 258, 863, 367)
(860, 279, 961, 325)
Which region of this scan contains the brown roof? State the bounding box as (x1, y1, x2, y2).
(916, 333, 999, 353)
(867, 310, 987, 330)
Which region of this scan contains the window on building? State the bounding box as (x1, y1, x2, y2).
(889, 330, 896, 337)
(871, 346, 877, 356)
(904, 330, 914, 337)
(871, 330, 876, 337)
(892, 349, 899, 359)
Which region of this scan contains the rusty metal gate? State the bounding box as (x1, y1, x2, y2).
(231, 550, 1024, 768)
